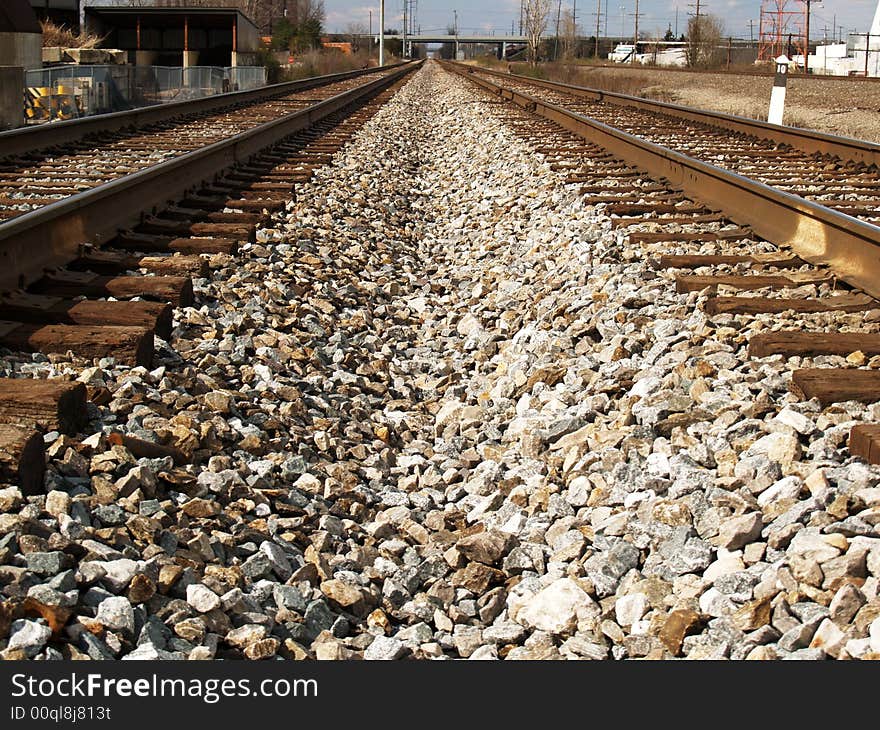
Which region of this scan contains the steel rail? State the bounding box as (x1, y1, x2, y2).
(0, 62, 421, 294)
(452, 62, 880, 169)
(0, 62, 410, 160)
(441, 61, 880, 300)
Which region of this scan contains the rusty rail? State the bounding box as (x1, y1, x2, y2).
(0, 62, 421, 293)
(441, 60, 880, 300)
(0, 63, 410, 160)
(454, 62, 880, 169)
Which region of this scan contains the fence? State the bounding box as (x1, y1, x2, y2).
(24, 64, 268, 122)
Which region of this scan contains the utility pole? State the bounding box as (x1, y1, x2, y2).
(379, 0, 385, 65)
(594, 0, 602, 58)
(631, 0, 639, 62)
(454, 9, 458, 35)
(369, 9, 372, 38)
(555, 0, 562, 59)
(803, 0, 811, 74)
(749, 19, 754, 43)
(675, 6, 678, 37)
(403, 0, 408, 59)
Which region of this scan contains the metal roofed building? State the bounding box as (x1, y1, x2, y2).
(79, 1, 261, 67)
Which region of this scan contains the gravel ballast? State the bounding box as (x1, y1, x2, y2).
(2, 62, 880, 661)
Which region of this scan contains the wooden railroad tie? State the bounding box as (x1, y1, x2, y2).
(0, 293, 172, 340)
(749, 332, 880, 358)
(160, 205, 266, 226)
(0, 323, 153, 367)
(659, 254, 805, 270)
(181, 194, 286, 214)
(706, 294, 874, 315)
(631, 229, 753, 244)
(114, 231, 238, 256)
(791, 368, 880, 406)
(849, 424, 880, 465)
(73, 250, 208, 278)
(0, 379, 87, 434)
(612, 214, 725, 228)
(34, 271, 193, 308)
(676, 272, 833, 294)
(137, 217, 255, 243)
(0, 424, 45, 496)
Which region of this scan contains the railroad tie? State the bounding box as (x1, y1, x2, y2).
(161, 205, 267, 226)
(659, 254, 804, 270)
(0, 293, 173, 340)
(138, 216, 255, 243)
(675, 272, 833, 294)
(630, 228, 752, 244)
(705, 294, 874, 315)
(748, 332, 880, 358)
(849, 425, 880, 465)
(114, 231, 239, 256)
(0, 424, 45, 496)
(34, 270, 193, 307)
(0, 378, 87, 434)
(0, 322, 154, 367)
(180, 194, 286, 214)
(791, 369, 880, 406)
(72, 250, 208, 278)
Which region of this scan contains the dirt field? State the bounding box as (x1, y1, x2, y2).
(514, 63, 880, 144)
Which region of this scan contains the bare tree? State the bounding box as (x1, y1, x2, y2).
(345, 21, 367, 53)
(559, 9, 577, 60)
(685, 13, 724, 68)
(524, 0, 552, 66)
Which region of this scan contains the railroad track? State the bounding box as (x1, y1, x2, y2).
(0, 61, 421, 491)
(443, 60, 880, 468)
(0, 65, 409, 224)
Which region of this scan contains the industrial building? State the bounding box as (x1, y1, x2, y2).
(3, 0, 43, 70)
(28, 1, 261, 67)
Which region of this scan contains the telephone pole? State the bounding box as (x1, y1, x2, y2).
(630, 0, 640, 62)
(379, 0, 385, 65)
(555, 0, 562, 59)
(803, 0, 811, 73)
(595, 0, 602, 58)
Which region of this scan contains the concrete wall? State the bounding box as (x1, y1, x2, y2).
(0, 32, 42, 70)
(0, 67, 24, 130)
(236, 14, 260, 54)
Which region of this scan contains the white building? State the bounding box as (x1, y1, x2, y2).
(807, 1, 880, 76)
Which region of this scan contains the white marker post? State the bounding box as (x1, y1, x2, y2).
(768, 54, 789, 126)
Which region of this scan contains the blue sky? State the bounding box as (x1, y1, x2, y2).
(325, 0, 880, 41)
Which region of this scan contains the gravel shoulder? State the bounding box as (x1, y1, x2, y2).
(544, 65, 880, 143)
(2, 62, 880, 661)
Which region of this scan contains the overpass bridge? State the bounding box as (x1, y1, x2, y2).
(371, 34, 544, 59)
